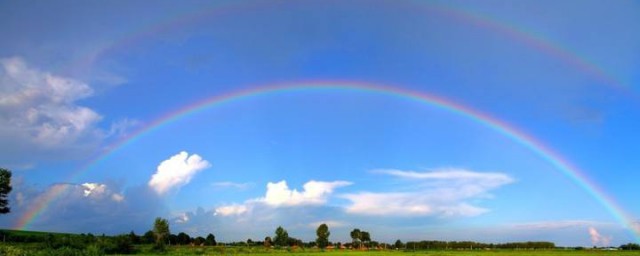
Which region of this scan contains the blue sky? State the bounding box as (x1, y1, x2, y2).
(1, 0, 639, 247)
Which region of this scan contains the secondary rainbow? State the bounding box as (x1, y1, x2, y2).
(63, 1, 632, 98)
(16, 80, 639, 242)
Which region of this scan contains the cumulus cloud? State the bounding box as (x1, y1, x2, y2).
(262, 180, 352, 207)
(0, 57, 99, 146)
(0, 56, 136, 165)
(214, 204, 249, 216)
(81, 182, 124, 201)
(214, 180, 351, 216)
(148, 151, 211, 195)
(589, 227, 611, 247)
(342, 168, 513, 217)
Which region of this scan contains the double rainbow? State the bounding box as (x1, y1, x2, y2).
(16, 81, 639, 242)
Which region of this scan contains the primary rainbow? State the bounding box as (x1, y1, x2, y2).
(16, 80, 639, 242)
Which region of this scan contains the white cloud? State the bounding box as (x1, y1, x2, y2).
(148, 151, 211, 195)
(0, 57, 99, 147)
(211, 181, 252, 190)
(589, 227, 611, 247)
(175, 212, 190, 223)
(377, 168, 512, 183)
(214, 204, 249, 216)
(0, 56, 136, 164)
(81, 183, 106, 197)
(111, 193, 125, 202)
(342, 168, 513, 217)
(262, 180, 352, 206)
(342, 192, 487, 217)
(106, 118, 141, 138)
(213, 180, 351, 216)
(57, 182, 124, 202)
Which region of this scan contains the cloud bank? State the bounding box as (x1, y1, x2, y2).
(5, 181, 165, 234)
(148, 151, 211, 195)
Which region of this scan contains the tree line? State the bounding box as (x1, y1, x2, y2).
(399, 240, 556, 250)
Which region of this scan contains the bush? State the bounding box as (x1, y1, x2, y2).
(102, 235, 135, 254)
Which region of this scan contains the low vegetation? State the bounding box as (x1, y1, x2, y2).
(1, 218, 639, 255)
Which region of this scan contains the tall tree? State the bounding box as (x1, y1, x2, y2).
(395, 239, 404, 249)
(206, 233, 217, 246)
(177, 232, 191, 245)
(274, 226, 289, 247)
(316, 223, 330, 249)
(361, 231, 371, 248)
(0, 168, 12, 214)
(152, 217, 170, 250)
(350, 229, 361, 248)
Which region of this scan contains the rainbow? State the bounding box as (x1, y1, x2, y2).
(63, 1, 633, 98)
(16, 80, 639, 242)
(421, 1, 630, 94)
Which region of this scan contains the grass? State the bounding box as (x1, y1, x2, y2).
(135, 246, 640, 256)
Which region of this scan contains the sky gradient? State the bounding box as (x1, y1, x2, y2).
(1, 0, 639, 247)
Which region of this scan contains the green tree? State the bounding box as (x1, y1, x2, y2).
(361, 231, 371, 248)
(142, 230, 155, 244)
(152, 217, 170, 250)
(274, 226, 289, 247)
(194, 236, 205, 245)
(316, 223, 330, 249)
(621, 243, 640, 250)
(177, 232, 191, 245)
(0, 168, 12, 214)
(206, 233, 217, 246)
(395, 239, 404, 249)
(350, 229, 361, 248)
(128, 230, 140, 244)
(264, 236, 272, 247)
